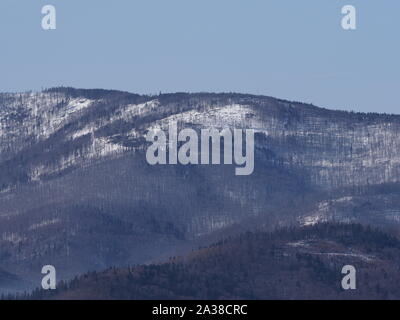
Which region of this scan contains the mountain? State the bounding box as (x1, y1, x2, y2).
(20, 223, 400, 300)
(1, 87, 400, 294)
(0, 268, 27, 295)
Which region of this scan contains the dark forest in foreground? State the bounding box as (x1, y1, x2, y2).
(13, 223, 400, 300)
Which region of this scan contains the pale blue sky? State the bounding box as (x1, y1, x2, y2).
(0, 0, 399, 113)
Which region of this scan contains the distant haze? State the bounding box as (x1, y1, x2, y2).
(0, 0, 399, 114)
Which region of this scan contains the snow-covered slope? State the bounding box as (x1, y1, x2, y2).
(2, 89, 400, 190)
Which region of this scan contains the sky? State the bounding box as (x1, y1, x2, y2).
(0, 0, 399, 114)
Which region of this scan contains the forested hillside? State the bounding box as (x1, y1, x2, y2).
(2, 87, 400, 294)
(18, 223, 400, 300)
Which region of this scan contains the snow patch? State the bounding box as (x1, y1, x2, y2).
(2, 232, 25, 244)
(29, 218, 61, 231)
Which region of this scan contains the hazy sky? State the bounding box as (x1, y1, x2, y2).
(0, 0, 399, 113)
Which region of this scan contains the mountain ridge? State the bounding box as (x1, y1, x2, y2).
(6, 86, 399, 118)
(1, 87, 400, 294)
